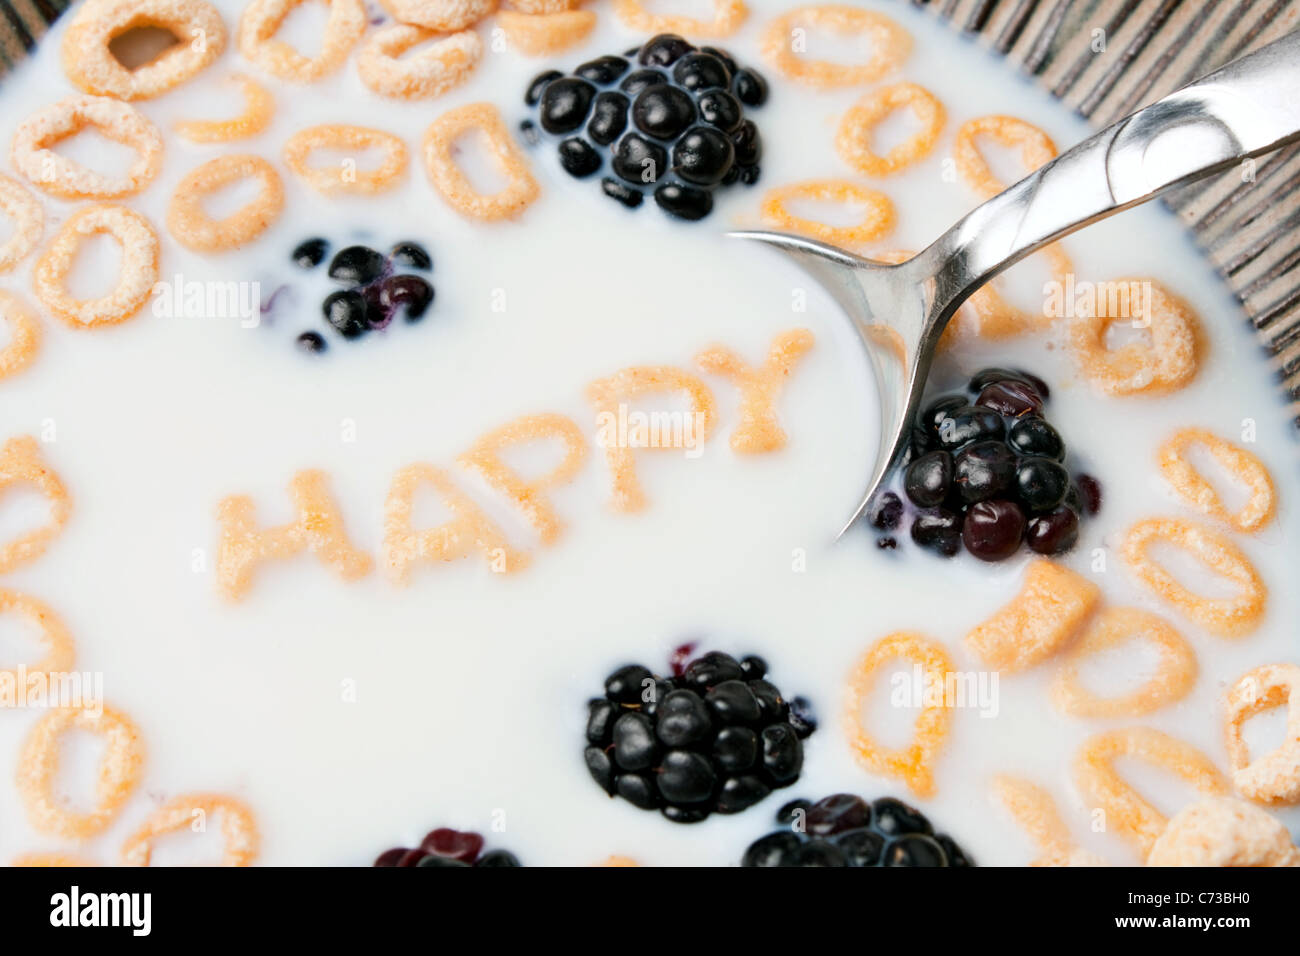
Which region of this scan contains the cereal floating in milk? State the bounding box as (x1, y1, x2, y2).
(965, 559, 1099, 672)
(1222, 664, 1300, 806)
(835, 82, 946, 177)
(175, 73, 275, 142)
(695, 328, 814, 453)
(1146, 797, 1300, 867)
(0, 435, 71, 574)
(121, 793, 259, 867)
(1158, 427, 1276, 533)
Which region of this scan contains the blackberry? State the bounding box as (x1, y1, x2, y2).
(741, 794, 973, 867)
(585, 650, 814, 822)
(292, 237, 328, 268)
(373, 827, 521, 867)
(522, 33, 767, 220)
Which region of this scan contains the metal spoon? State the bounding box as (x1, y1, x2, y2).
(732, 29, 1300, 538)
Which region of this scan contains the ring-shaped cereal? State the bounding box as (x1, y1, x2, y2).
(759, 179, 895, 247)
(61, 0, 227, 100)
(1073, 727, 1228, 858)
(0, 292, 41, 381)
(167, 154, 285, 252)
(175, 74, 274, 142)
(615, 0, 746, 37)
(1158, 428, 1276, 533)
(122, 793, 259, 866)
(499, 9, 597, 55)
(0, 174, 43, 273)
(1121, 517, 1265, 638)
(238, 0, 366, 83)
(17, 705, 145, 839)
(284, 125, 409, 195)
(422, 103, 539, 220)
(954, 115, 1057, 199)
(378, 0, 496, 31)
(0, 589, 75, 685)
(357, 25, 482, 100)
(761, 6, 910, 88)
(1068, 278, 1201, 395)
(0, 437, 71, 574)
(1223, 664, 1300, 806)
(835, 82, 945, 176)
(33, 205, 160, 328)
(10, 95, 163, 200)
(844, 631, 953, 798)
(1148, 797, 1300, 866)
(1051, 607, 1196, 719)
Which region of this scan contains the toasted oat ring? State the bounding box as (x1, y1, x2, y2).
(954, 115, 1057, 199)
(1223, 664, 1300, 806)
(357, 25, 482, 100)
(238, 0, 366, 83)
(0, 589, 75, 686)
(0, 437, 71, 574)
(615, 0, 746, 37)
(1068, 279, 1201, 395)
(61, 0, 227, 100)
(11, 95, 163, 200)
(33, 204, 159, 329)
(844, 632, 953, 798)
(0, 292, 41, 381)
(17, 705, 145, 839)
(0, 175, 43, 273)
(761, 6, 910, 88)
(1051, 607, 1196, 719)
(499, 9, 597, 55)
(834, 82, 945, 176)
(122, 793, 259, 866)
(423, 103, 539, 220)
(759, 179, 895, 247)
(1158, 428, 1276, 533)
(1148, 797, 1300, 866)
(176, 74, 274, 142)
(284, 125, 409, 195)
(377, 0, 497, 31)
(167, 154, 284, 252)
(1121, 517, 1265, 638)
(1074, 727, 1228, 858)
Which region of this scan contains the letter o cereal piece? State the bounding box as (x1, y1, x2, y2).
(615, 0, 746, 37)
(1068, 279, 1201, 395)
(61, 0, 227, 100)
(499, 9, 597, 56)
(17, 706, 145, 839)
(844, 631, 953, 798)
(284, 125, 409, 195)
(357, 25, 482, 100)
(33, 204, 160, 328)
(377, 0, 497, 31)
(1121, 517, 1265, 638)
(0, 589, 75, 684)
(953, 115, 1057, 199)
(0, 175, 43, 273)
(835, 82, 945, 176)
(11, 95, 163, 200)
(422, 103, 539, 220)
(167, 154, 284, 252)
(1147, 797, 1299, 866)
(1223, 664, 1300, 806)
(0, 437, 71, 574)
(761, 6, 910, 88)
(965, 559, 1100, 673)
(1051, 607, 1196, 719)
(759, 179, 895, 247)
(1074, 727, 1228, 858)
(122, 793, 259, 866)
(0, 292, 41, 381)
(238, 0, 366, 83)
(1158, 427, 1276, 533)
(176, 74, 274, 142)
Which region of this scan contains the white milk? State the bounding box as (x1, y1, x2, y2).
(0, 0, 1296, 866)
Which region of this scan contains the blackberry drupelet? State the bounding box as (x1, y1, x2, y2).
(522, 34, 768, 220)
(741, 794, 973, 867)
(585, 650, 814, 822)
(373, 827, 522, 867)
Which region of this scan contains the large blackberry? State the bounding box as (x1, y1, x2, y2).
(741, 794, 974, 867)
(871, 367, 1101, 560)
(373, 827, 521, 867)
(585, 649, 813, 822)
(522, 34, 767, 221)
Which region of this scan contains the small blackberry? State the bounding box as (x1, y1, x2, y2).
(522, 33, 767, 220)
(585, 650, 814, 822)
(373, 827, 521, 867)
(741, 794, 973, 867)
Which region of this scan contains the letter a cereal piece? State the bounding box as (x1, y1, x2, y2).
(696, 329, 814, 453)
(0, 435, 71, 574)
(965, 559, 1099, 672)
(216, 470, 373, 600)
